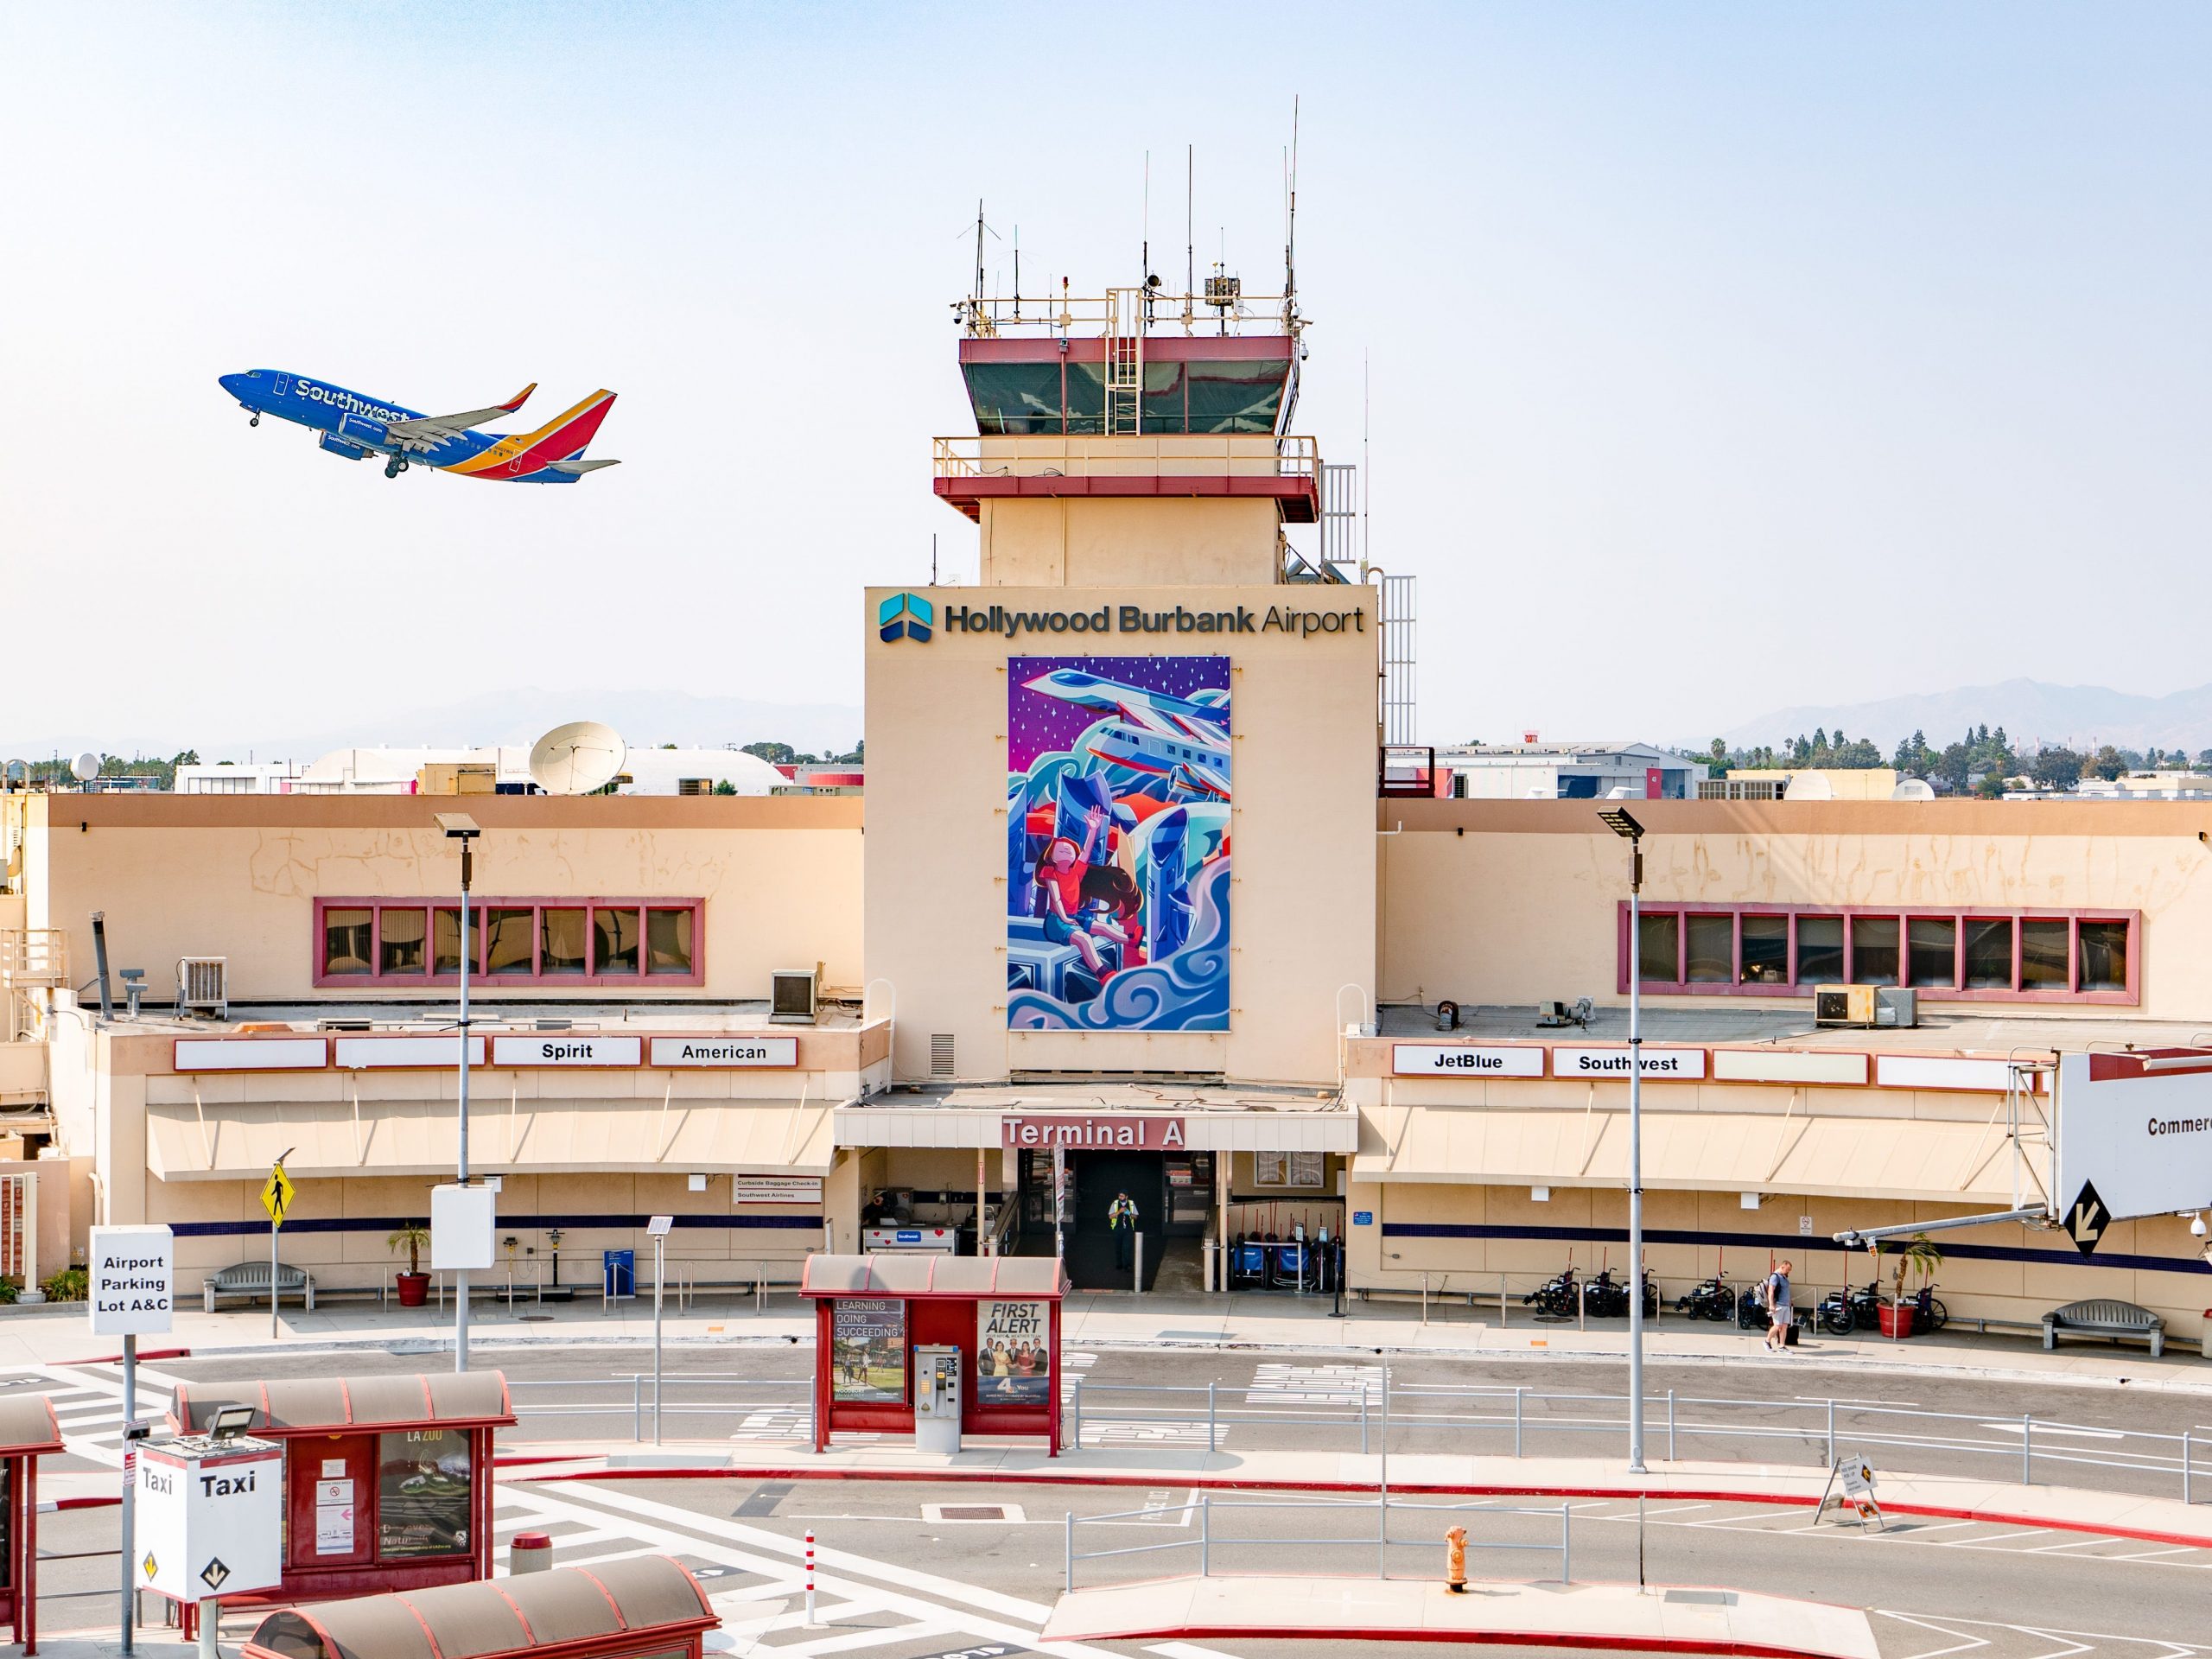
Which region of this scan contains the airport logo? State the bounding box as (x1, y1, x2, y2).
(878, 591, 933, 643)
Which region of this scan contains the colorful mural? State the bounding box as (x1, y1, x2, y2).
(1007, 655, 1230, 1031)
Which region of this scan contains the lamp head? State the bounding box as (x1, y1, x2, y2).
(1598, 807, 1644, 841)
(435, 812, 481, 841)
(2192, 1212, 2207, 1239)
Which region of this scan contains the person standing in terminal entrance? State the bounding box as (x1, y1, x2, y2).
(1109, 1192, 1139, 1269)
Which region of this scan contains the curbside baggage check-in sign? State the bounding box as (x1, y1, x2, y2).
(88, 1224, 175, 1336)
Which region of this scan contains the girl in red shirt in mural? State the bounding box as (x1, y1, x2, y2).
(1036, 805, 1110, 976)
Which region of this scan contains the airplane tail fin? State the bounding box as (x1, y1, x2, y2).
(516, 389, 616, 456)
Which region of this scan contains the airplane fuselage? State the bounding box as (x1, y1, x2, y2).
(219, 369, 614, 482)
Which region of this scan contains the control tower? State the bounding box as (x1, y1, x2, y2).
(866, 260, 1380, 1088)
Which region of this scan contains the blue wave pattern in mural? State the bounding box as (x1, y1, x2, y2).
(1007, 655, 1230, 1032)
(1009, 861, 1230, 1031)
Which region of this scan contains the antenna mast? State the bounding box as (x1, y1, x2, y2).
(1185, 144, 1195, 327)
(1285, 95, 1300, 328)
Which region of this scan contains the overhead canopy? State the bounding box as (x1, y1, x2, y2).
(0, 1394, 61, 1457)
(1352, 1108, 2032, 1205)
(146, 1096, 836, 1180)
(243, 1556, 712, 1659)
(172, 1372, 513, 1436)
(802, 1252, 1067, 1300)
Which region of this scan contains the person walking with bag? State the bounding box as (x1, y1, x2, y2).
(1764, 1261, 1795, 1353)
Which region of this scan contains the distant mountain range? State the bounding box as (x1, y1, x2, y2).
(3, 687, 865, 766)
(1714, 678, 2212, 755)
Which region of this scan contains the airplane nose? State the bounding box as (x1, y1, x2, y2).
(219, 372, 244, 397)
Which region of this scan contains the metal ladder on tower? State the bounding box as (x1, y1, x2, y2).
(1104, 287, 1144, 435)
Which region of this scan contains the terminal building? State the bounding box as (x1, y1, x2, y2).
(3, 271, 2209, 1338)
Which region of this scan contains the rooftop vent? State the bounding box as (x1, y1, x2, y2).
(771, 967, 820, 1025)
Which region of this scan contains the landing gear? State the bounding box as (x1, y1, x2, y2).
(382, 456, 410, 480)
(249, 413, 259, 427)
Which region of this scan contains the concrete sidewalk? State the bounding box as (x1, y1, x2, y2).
(3, 1286, 2206, 1391)
(1041, 1575, 1882, 1659)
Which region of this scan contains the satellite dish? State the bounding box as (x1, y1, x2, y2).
(1891, 778, 1936, 801)
(528, 721, 626, 795)
(70, 752, 100, 784)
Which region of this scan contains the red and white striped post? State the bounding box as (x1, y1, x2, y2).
(804, 1529, 817, 1624)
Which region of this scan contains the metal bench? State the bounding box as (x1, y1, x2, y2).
(203, 1261, 315, 1313)
(2043, 1298, 2162, 1358)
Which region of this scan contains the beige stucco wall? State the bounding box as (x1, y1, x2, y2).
(1378, 799, 2212, 1019)
(978, 499, 1281, 588)
(22, 794, 864, 1005)
(866, 582, 1379, 1085)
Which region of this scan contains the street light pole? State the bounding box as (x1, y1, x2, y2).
(437, 813, 481, 1375)
(1599, 806, 1649, 1475)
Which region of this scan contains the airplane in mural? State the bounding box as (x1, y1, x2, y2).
(1021, 666, 1230, 801)
(218, 370, 620, 482)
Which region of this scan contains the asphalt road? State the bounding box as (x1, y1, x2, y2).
(135, 1340, 2212, 1503)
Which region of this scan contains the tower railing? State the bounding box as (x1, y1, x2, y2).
(934, 433, 1319, 481)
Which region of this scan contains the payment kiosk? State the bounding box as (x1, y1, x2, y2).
(912, 1345, 963, 1453)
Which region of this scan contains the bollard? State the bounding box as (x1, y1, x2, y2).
(2185, 1430, 2195, 1505)
(1071, 1375, 1084, 1447)
(511, 1532, 554, 1574)
(1667, 1389, 1677, 1464)
(198, 1597, 219, 1659)
(805, 1529, 817, 1624)
(2022, 1414, 2033, 1484)
(1206, 1380, 1217, 1452)
(1513, 1385, 1523, 1458)
(1444, 1525, 1468, 1593)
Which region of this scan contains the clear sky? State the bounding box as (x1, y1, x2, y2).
(3, 3, 2205, 754)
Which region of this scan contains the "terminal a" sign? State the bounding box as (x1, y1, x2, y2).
(1001, 1116, 1188, 1150)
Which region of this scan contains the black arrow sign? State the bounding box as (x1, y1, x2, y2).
(2064, 1179, 2107, 1256)
(200, 1557, 230, 1591)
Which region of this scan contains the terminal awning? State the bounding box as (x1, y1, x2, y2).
(1351, 1108, 2032, 1205)
(146, 1096, 837, 1181)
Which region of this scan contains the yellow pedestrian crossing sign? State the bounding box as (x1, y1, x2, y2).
(261, 1164, 296, 1229)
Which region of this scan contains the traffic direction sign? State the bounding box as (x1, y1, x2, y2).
(2063, 1179, 2107, 1255)
(261, 1165, 296, 1229)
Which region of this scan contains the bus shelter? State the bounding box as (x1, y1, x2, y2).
(0, 1394, 62, 1656)
(241, 1555, 717, 1659)
(167, 1371, 513, 1636)
(802, 1253, 1066, 1453)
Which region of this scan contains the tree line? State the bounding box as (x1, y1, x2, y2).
(1706, 728, 2212, 797)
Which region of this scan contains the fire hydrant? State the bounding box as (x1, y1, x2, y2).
(1444, 1525, 1468, 1593)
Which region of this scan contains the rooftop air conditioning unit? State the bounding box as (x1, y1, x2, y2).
(176, 956, 228, 1020)
(1813, 985, 1919, 1029)
(771, 966, 820, 1025)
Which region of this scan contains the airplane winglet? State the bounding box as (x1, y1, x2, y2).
(500, 382, 537, 413)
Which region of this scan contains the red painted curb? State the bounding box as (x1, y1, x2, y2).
(507, 1463, 2212, 1551)
(1064, 1626, 1839, 1658)
(60, 1348, 191, 1366)
(48, 1496, 122, 1510)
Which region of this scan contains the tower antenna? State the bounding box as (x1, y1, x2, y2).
(931, 532, 939, 587)
(1013, 226, 1020, 320)
(1185, 144, 1195, 321)
(1285, 94, 1300, 327)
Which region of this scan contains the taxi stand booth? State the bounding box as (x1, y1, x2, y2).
(164, 1372, 514, 1640)
(0, 1395, 63, 1656)
(802, 1254, 1066, 1455)
(241, 1554, 717, 1659)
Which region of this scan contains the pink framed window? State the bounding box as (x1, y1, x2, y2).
(313, 898, 705, 988)
(1616, 904, 2139, 1005)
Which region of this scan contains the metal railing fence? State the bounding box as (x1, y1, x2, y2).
(1065, 1495, 1570, 1592)
(1064, 1377, 2210, 1504)
(505, 1375, 810, 1444)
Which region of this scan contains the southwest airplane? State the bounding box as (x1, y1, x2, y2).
(218, 370, 620, 482)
